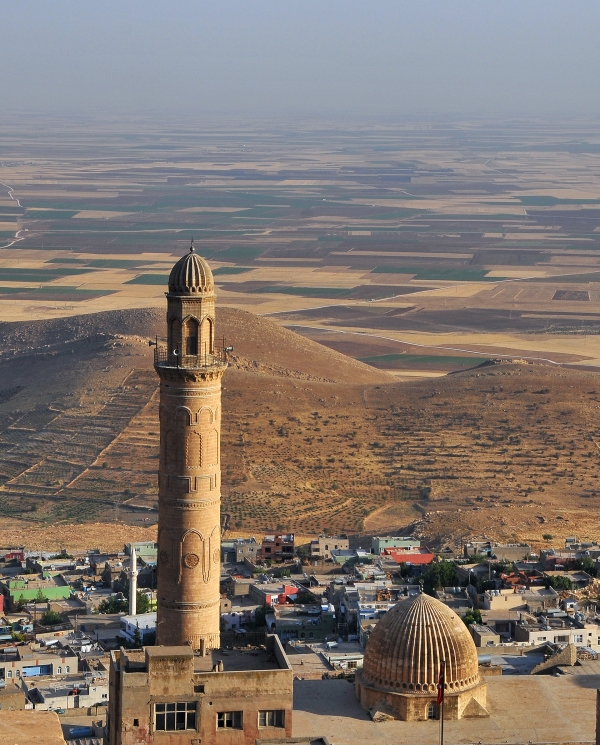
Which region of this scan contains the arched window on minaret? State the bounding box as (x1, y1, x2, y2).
(169, 318, 182, 356)
(185, 318, 199, 356)
(200, 317, 214, 357)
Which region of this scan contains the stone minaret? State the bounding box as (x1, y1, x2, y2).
(154, 242, 226, 651)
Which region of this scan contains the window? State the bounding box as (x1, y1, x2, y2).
(217, 711, 243, 730)
(555, 635, 568, 643)
(6, 671, 11, 679)
(133, 719, 139, 727)
(187, 335, 198, 355)
(574, 635, 583, 644)
(56, 667, 62, 675)
(259, 710, 285, 728)
(65, 666, 70, 673)
(155, 702, 196, 732)
(427, 703, 438, 720)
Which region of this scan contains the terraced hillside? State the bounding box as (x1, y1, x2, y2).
(1, 307, 600, 551)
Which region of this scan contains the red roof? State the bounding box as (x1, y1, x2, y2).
(383, 548, 434, 565)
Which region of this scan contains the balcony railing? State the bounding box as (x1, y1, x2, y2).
(154, 344, 228, 370)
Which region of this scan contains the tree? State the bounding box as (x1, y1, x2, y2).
(421, 561, 459, 596)
(133, 622, 142, 648)
(40, 610, 62, 626)
(463, 608, 482, 627)
(136, 591, 150, 614)
(98, 596, 129, 614)
(573, 557, 597, 576)
(253, 606, 267, 629)
(542, 533, 554, 542)
(35, 589, 46, 604)
(545, 575, 573, 591)
(469, 554, 488, 564)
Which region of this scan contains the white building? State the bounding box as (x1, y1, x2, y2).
(119, 612, 156, 644)
(25, 674, 109, 710)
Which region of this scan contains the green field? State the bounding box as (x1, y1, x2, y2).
(517, 196, 600, 206)
(0, 286, 114, 300)
(253, 286, 351, 298)
(372, 267, 503, 281)
(46, 258, 89, 264)
(213, 267, 253, 276)
(0, 268, 91, 282)
(126, 274, 169, 285)
(208, 245, 266, 261)
(359, 353, 487, 368)
(26, 209, 79, 219)
(535, 272, 600, 283)
(86, 259, 162, 268)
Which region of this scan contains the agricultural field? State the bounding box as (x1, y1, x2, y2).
(1, 116, 600, 547)
(2, 116, 600, 376)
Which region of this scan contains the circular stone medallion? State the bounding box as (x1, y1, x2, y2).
(184, 552, 200, 569)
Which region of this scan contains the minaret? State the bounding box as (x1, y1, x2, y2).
(128, 544, 138, 617)
(154, 241, 227, 651)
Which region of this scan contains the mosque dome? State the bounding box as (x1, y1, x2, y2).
(362, 592, 480, 695)
(168, 241, 214, 295)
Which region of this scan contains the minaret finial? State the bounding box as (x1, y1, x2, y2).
(190, 237, 195, 253)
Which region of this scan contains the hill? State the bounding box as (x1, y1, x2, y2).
(0, 307, 599, 552)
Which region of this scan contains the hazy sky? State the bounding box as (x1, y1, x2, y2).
(2, 1, 600, 118)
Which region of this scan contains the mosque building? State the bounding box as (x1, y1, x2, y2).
(109, 245, 493, 744)
(356, 592, 488, 721)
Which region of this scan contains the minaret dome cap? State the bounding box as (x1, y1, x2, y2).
(168, 239, 214, 295)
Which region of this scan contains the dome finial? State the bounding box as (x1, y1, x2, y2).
(190, 237, 195, 253)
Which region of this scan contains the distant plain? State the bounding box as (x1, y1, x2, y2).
(2, 117, 600, 548)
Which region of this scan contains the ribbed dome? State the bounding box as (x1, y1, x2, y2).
(362, 593, 480, 695)
(168, 243, 214, 295)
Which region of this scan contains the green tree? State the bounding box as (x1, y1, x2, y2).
(253, 606, 267, 629)
(542, 533, 554, 542)
(136, 591, 150, 614)
(545, 575, 573, 591)
(133, 622, 142, 647)
(421, 561, 459, 596)
(35, 589, 46, 603)
(463, 608, 483, 626)
(98, 596, 129, 614)
(40, 610, 62, 626)
(469, 554, 488, 564)
(573, 557, 597, 576)
(15, 594, 26, 610)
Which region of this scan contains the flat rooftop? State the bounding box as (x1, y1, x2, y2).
(292, 675, 597, 745)
(0, 710, 66, 745)
(194, 646, 283, 673)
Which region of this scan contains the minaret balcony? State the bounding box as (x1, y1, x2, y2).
(153, 343, 228, 370)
